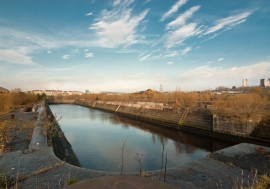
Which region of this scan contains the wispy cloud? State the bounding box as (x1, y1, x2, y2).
(217, 57, 224, 61)
(204, 11, 254, 35)
(161, 0, 188, 21)
(181, 46, 192, 55)
(139, 46, 192, 61)
(85, 12, 93, 16)
(167, 61, 174, 65)
(166, 6, 200, 29)
(85, 52, 94, 58)
(62, 54, 70, 60)
(165, 23, 201, 48)
(164, 51, 178, 58)
(0, 50, 34, 65)
(144, 0, 151, 4)
(139, 53, 152, 61)
(90, 0, 148, 48)
(0, 27, 59, 55)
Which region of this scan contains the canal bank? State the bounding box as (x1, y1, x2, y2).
(48, 99, 270, 146)
(0, 102, 270, 188)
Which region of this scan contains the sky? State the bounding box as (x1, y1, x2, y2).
(0, 0, 270, 92)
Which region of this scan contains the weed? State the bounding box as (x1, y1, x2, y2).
(254, 174, 270, 189)
(0, 172, 15, 189)
(67, 178, 77, 185)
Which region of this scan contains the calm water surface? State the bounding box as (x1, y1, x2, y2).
(49, 104, 234, 172)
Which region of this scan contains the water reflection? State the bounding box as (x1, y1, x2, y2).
(49, 104, 235, 172)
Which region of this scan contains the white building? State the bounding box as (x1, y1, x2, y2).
(242, 79, 248, 87)
(260, 78, 270, 87)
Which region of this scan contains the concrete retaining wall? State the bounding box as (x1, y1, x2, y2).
(251, 118, 270, 140)
(213, 115, 258, 137)
(92, 101, 213, 131)
(46, 99, 270, 145)
(45, 101, 80, 166)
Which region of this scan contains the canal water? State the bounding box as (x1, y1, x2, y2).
(49, 104, 234, 172)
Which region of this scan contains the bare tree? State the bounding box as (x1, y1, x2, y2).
(213, 93, 266, 120)
(134, 153, 144, 176)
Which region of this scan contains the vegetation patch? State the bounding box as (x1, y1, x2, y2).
(0, 172, 15, 189)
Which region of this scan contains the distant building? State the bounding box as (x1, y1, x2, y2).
(31, 90, 44, 95)
(30, 90, 83, 96)
(242, 79, 248, 87)
(260, 78, 270, 87)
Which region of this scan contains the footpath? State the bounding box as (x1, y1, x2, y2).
(0, 103, 269, 189)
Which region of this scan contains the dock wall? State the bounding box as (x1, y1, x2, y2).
(47, 99, 270, 145)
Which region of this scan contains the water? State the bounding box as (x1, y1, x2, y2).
(49, 104, 234, 172)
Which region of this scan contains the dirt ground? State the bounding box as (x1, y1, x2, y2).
(0, 110, 38, 152)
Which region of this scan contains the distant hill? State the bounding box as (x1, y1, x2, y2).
(0, 87, 9, 93)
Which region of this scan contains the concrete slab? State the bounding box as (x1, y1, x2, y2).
(212, 143, 270, 174)
(29, 104, 47, 149)
(214, 143, 270, 157)
(63, 176, 178, 189)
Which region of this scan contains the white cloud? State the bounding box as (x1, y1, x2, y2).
(139, 53, 152, 61)
(85, 52, 94, 58)
(113, 0, 121, 7)
(0, 50, 34, 65)
(164, 51, 178, 58)
(167, 61, 174, 65)
(161, 0, 188, 21)
(139, 48, 190, 61)
(47, 50, 51, 54)
(181, 46, 192, 55)
(85, 12, 93, 16)
(204, 11, 253, 35)
(165, 23, 201, 48)
(0, 27, 59, 54)
(166, 6, 200, 29)
(144, 0, 151, 4)
(84, 49, 89, 52)
(178, 62, 270, 90)
(62, 54, 70, 60)
(90, 1, 148, 48)
(217, 57, 224, 61)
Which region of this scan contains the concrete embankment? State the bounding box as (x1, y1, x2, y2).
(45, 101, 80, 166)
(48, 99, 270, 146)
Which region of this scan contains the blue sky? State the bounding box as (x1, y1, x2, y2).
(0, 0, 269, 92)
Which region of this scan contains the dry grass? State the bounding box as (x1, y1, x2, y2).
(0, 112, 37, 152)
(254, 174, 270, 189)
